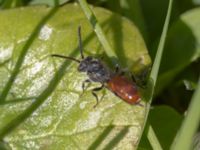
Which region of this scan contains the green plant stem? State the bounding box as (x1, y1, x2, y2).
(170, 76, 200, 150)
(147, 124, 163, 150)
(77, 0, 117, 64)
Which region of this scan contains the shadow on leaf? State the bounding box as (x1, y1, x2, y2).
(88, 125, 129, 150)
(0, 7, 59, 102)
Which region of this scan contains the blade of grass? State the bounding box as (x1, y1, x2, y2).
(144, 0, 173, 124)
(139, 0, 173, 148)
(170, 76, 200, 150)
(77, 0, 117, 64)
(150, 0, 173, 87)
(146, 124, 163, 150)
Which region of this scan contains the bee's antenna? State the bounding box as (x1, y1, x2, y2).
(78, 26, 84, 59)
(51, 54, 80, 63)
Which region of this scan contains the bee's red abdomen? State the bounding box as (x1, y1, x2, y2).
(107, 75, 141, 104)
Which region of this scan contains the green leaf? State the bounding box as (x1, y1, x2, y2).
(156, 8, 200, 95)
(0, 3, 151, 149)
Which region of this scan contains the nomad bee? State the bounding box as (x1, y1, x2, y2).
(51, 26, 141, 107)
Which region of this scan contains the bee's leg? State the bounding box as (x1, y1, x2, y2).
(81, 79, 91, 95)
(91, 83, 105, 108)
